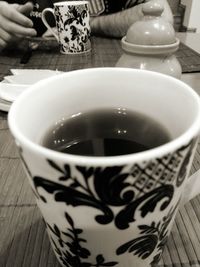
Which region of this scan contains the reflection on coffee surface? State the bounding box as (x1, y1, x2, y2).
(42, 108, 171, 156)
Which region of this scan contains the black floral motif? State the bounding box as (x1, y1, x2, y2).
(55, 6, 64, 33)
(33, 165, 127, 225)
(54, 4, 90, 53)
(70, 25, 80, 41)
(47, 212, 118, 267)
(18, 137, 196, 232)
(33, 161, 174, 229)
(81, 28, 90, 43)
(115, 184, 174, 229)
(116, 201, 180, 266)
(65, 6, 87, 27)
(62, 26, 89, 53)
(17, 137, 197, 266)
(176, 138, 197, 187)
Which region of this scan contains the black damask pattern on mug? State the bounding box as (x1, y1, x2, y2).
(116, 200, 180, 266)
(16, 137, 197, 266)
(55, 5, 90, 53)
(31, 138, 194, 230)
(46, 212, 118, 267)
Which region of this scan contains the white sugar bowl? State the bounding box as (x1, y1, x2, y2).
(116, 0, 182, 79)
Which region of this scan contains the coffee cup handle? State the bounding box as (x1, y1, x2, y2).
(41, 8, 59, 42)
(181, 169, 200, 206)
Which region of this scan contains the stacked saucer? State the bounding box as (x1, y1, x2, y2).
(0, 69, 62, 112)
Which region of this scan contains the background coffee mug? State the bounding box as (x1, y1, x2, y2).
(8, 68, 200, 267)
(42, 1, 91, 54)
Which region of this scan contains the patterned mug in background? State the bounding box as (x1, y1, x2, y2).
(8, 69, 200, 267)
(42, 1, 91, 54)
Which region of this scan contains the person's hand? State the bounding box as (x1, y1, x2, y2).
(0, 1, 37, 50)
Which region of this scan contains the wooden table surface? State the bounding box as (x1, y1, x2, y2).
(0, 34, 200, 267)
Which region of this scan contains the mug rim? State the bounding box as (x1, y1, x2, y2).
(53, 1, 89, 6)
(8, 68, 200, 166)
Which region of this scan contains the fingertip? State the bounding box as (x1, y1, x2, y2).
(18, 1, 34, 15)
(26, 18, 34, 28)
(24, 28, 37, 37)
(0, 39, 7, 50)
(25, 2, 34, 9)
(30, 29, 37, 37)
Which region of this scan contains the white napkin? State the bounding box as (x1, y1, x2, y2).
(4, 69, 62, 85)
(10, 69, 61, 75)
(0, 69, 62, 103)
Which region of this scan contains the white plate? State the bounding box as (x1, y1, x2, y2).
(0, 69, 62, 112)
(0, 83, 28, 102)
(4, 70, 61, 85)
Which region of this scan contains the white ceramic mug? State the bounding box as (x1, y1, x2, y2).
(8, 68, 200, 267)
(42, 1, 91, 54)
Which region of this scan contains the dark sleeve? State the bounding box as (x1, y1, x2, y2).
(30, 0, 55, 36)
(125, 0, 146, 8)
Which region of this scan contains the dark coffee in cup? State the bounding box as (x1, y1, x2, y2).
(42, 108, 171, 156)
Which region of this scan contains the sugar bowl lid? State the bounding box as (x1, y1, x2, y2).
(125, 0, 176, 46)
